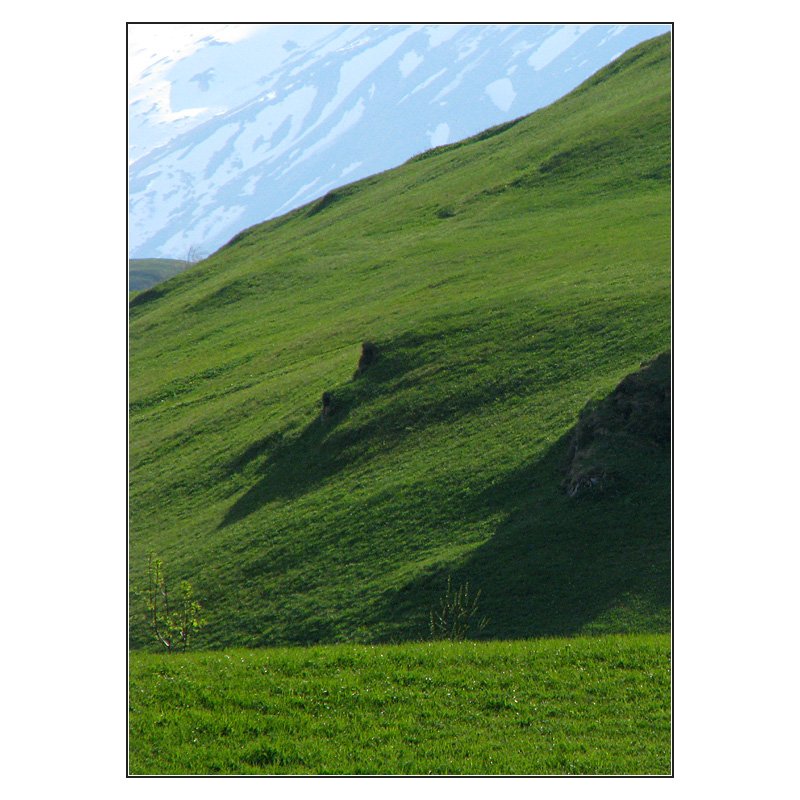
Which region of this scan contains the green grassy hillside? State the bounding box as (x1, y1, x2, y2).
(129, 33, 671, 650)
(129, 258, 185, 292)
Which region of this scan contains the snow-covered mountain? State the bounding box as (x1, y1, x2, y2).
(128, 23, 670, 259)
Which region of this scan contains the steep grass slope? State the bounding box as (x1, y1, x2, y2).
(129, 34, 671, 649)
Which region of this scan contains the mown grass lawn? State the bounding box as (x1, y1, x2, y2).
(129, 634, 670, 775)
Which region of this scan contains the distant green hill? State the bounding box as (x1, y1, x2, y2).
(129, 258, 185, 292)
(129, 33, 671, 650)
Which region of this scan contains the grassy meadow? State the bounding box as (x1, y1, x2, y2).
(130, 634, 670, 775)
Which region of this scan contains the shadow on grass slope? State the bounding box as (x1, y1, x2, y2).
(371, 352, 671, 640)
(214, 337, 669, 642)
(219, 330, 530, 528)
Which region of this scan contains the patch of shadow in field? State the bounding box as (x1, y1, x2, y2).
(218, 327, 546, 529)
(371, 353, 671, 641)
(129, 284, 168, 312)
(218, 332, 449, 528)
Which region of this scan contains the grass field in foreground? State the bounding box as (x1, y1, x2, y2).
(129, 634, 670, 775)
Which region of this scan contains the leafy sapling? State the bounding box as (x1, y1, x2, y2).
(145, 554, 205, 653)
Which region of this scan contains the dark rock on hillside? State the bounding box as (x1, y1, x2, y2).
(354, 341, 378, 377)
(563, 351, 671, 497)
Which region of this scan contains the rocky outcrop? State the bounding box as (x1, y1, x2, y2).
(563, 351, 670, 497)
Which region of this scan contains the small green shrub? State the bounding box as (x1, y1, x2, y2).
(430, 576, 488, 641)
(143, 554, 205, 653)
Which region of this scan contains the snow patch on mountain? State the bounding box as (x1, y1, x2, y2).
(528, 24, 594, 70)
(485, 78, 516, 112)
(404, 68, 447, 101)
(428, 123, 450, 147)
(276, 178, 323, 214)
(240, 175, 260, 196)
(293, 98, 367, 167)
(426, 24, 466, 48)
(398, 50, 424, 77)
